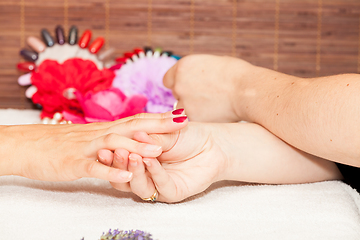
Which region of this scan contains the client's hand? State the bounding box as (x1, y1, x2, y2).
(163, 54, 252, 122)
(100, 121, 342, 203)
(0, 111, 187, 183)
(100, 122, 228, 203)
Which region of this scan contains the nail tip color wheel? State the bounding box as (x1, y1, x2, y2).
(17, 25, 181, 125)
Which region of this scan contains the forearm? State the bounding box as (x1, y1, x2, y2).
(217, 122, 342, 184)
(233, 62, 360, 167)
(0, 125, 20, 176)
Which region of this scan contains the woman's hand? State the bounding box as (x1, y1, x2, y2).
(101, 122, 342, 203)
(101, 122, 228, 203)
(163, 54, 252, 122)
(0, 111, 188, 183)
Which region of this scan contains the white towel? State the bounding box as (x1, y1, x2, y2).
(0, 109, 359, 240)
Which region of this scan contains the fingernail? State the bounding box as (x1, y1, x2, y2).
(172, 108, 184, 115)
(119, 171, 132, 179)
(97, 155, 105, 163)
(173, 116, 187, 123)
(114, 152, 123, 163)
(143, 159, 151, 167)
(129, 154, 137, 167)
(144, 144, 162, 152)
(130, 160, 137, 167)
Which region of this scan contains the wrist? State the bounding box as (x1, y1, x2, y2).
(209, 123, 247, 182)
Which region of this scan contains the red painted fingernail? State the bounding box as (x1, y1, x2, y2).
(173, 116, 187, 123)
(172, 108, 184, 115)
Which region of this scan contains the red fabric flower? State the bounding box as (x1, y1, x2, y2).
(62, 88, 147, 123)
(31, 58, 115, 119)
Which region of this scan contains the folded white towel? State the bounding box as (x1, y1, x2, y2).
(1, 109, 359, 240)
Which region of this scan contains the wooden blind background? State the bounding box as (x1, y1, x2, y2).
(0, 0, 359, 109)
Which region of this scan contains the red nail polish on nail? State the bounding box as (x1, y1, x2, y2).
(172, 108, 184, 115)
(173, 116, 187, 123)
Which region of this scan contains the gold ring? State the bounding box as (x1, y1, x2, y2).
(141, 189, 158, 202)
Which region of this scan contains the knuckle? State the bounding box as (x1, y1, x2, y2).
(124, 118, 143, 130)
(103, 133, 117, 145)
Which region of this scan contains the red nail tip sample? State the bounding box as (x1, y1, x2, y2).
(134, 48, 144, 54)
(79, 30, 92, 48)
(17, 62, 36, 72)
(124, 52, 135, 58)
(89, 37, 104, 54)
(115, 57, 128, 63)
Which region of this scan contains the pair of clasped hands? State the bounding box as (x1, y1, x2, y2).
(5, 55, 239, 203)
(7, 54, 344, 203)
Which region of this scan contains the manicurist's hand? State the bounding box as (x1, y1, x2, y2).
(105, 121, 227, 203)
(0, 110, 187, 183)
(101, 121, 341, 203)
(163, 54, 252, 122)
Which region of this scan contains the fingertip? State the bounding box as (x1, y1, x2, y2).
(113, 148, 130, 169)
(97, 149, 113, 166)
(129, 153, 141, 168)
(142, 157, 154, 167)
(172, 116, 188, 124)
(116, 170, 133, 182)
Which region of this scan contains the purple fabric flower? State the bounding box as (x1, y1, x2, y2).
(112, 56, 177, 113)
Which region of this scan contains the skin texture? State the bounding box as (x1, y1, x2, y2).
(99, 122, 342, 203)
(164, 54, 360, 167)
(0, 111, 188, 183)
(163, 54, 250, 122)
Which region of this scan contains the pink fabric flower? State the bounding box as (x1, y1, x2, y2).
(63, 88, 147, 123)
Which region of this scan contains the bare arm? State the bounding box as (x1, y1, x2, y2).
(0, 111, 187, 182)
(107, 122, 342, 203)
(163, 54, 360, 167)
(234, 63, 360, 167)
(219, 122, 342, 184)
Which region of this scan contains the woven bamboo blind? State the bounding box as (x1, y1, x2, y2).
(0, 0, 359, 109)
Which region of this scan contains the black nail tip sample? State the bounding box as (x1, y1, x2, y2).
(144, 46, 153, 53)
(68, 25, 78, 45)
(55, 25, 65, 45)
(41, 29, 55, 47)
(20, 49, 38, 61)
